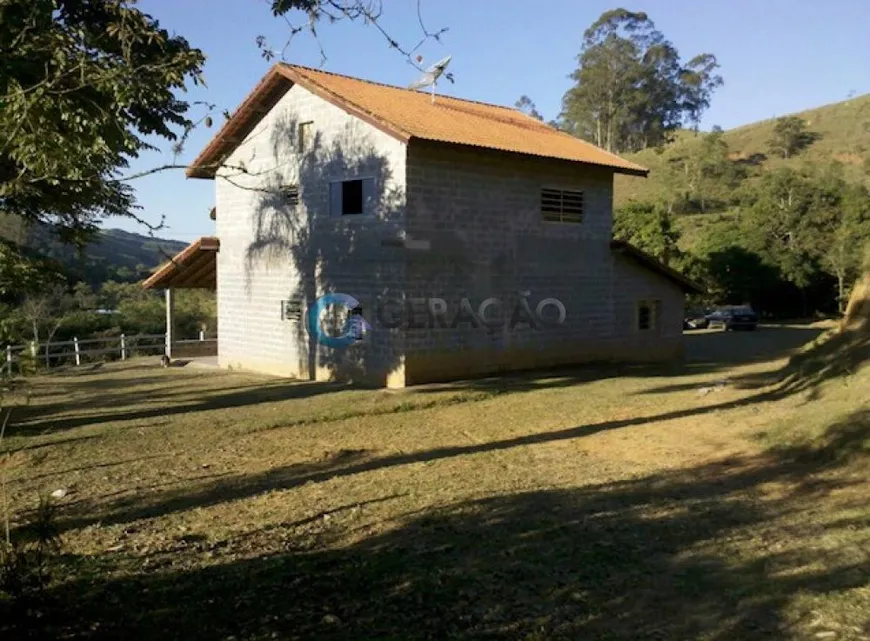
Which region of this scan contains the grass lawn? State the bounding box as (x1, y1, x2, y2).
(2, 323, 869, 640)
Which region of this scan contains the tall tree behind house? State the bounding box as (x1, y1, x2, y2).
(559, 9, 722, 153)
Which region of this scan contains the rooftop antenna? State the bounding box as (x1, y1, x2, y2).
(408, 55, 454, 104)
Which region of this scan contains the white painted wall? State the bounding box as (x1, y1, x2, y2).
(214, 83, 407, 378)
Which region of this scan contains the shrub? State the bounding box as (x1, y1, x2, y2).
(0, 496, 61, 600)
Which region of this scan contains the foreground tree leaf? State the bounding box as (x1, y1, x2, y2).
(0, 0, 205, 250)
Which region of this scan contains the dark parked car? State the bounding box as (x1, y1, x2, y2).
(683, 308, 710, 330)
(706, 305, 758, 331)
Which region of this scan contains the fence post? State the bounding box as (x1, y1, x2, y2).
(73, 337, 81, 366)
(5, 345, 11, 375)
(120, 333, 126, 361)
(199, 329, 205, 342)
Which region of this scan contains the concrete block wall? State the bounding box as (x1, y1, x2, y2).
(211, 87, 686, 386)
(215, 84, 407, 383)
(401, 141, 684, 383)
(611, 254, 686, 361)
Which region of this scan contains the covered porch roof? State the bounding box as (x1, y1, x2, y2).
(142, 236, 219, 289)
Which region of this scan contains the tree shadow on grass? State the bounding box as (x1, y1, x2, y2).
(7, 377, 351, 436)
(10, 323, 830, 439)
(730, 321, 870, 396)
(640, 323, 863, 398)
(49, 371, 860, 535)
(14, 413, 870, 640)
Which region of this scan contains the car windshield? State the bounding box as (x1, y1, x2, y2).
(713, 306, 752, 314)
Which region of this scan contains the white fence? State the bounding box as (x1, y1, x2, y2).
(1, 332, 216, 375)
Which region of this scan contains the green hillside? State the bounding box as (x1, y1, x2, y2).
(0, 215, 187, 285)
(85, 229, 189, 282)
(615, 93, 870, 207)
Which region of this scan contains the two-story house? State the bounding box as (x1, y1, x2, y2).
(147, 63, 702, 387)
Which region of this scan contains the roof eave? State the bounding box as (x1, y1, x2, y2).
(408, 137, 649, 176)
(186, 64, 413, 180)
(186, 67, 291, 180)
(610, 239, 705, 295)
(612, 166, 649, 178)
(142, 237, 220, 290)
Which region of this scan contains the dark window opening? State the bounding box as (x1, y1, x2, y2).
(341, 179, 364, 215)
(637, 300, 661, 331)
(638, 302, 652, 331)
(329, 177, 375, 217)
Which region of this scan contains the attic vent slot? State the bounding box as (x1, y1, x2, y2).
(541, 188, 584, 223)
(282, 185, 299, 206)
(281, 298, 303, 321)
(298, 121, 313, 153)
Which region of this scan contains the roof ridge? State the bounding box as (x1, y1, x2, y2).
(187, 64, 649, 179)
(280, 62, 523, 114)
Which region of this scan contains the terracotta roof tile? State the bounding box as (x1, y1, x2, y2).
(188, 64, 648, 178)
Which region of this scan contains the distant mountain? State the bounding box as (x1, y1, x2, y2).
(85, 229, 189, 282)
(0, 215, 188, 285)
(614, 93, 870, 207)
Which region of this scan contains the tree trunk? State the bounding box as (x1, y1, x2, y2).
(45, 323, 62, 369)
(837, 271, 846, 314)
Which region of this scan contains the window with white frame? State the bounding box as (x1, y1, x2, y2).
(541, 187, 584, 223)
(637, 300, 661, 331)
(329, 178, 376, 217)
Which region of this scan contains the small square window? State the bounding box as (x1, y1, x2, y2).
(329, 177, 376, 217)
(341, 180, 364, 215)
(297, 121, 313, 153)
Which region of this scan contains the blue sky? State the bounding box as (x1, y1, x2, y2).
(125, 0, 870, 242)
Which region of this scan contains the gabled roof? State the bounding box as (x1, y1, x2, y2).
(142, 237, 219, 290)
(187, 63, 649, 179)
(610, 240, 705, 295)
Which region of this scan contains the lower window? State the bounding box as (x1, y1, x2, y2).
(637, 300, 661, 331)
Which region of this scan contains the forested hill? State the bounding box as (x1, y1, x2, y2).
(607, 92, 870, 318)
(615, 93, 870, 207)
(86, 229, 188, 282)
(0, 215, 187, 285)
